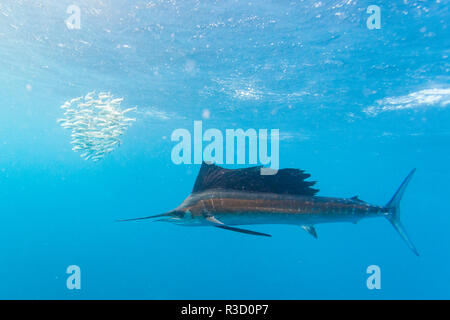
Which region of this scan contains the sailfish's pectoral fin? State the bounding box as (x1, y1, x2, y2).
(205, 216, 272, 237)
(301, 225, 318, 239)
(205, 216, 224, 225)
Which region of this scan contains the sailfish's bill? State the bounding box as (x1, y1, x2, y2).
(116, 213, 171, 222)
(119, 162, 419, 255)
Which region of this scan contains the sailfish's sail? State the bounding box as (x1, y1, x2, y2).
(192, 162, 319, 196)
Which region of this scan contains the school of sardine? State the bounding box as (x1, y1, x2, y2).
(57, 91, 137, 162)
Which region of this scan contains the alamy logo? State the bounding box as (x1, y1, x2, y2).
(366, 265, 381, 290)
(66, 5, 81, 30)
(171, 121, 279, 175)
(366, 5, 381, 30)
(66, 265, 81, 290)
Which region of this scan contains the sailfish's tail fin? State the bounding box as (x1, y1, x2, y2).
(384, 168, 419, 256)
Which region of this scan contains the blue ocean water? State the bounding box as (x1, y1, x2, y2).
(0, 0, 449, 299)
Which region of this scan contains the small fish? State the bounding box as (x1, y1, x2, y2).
(70, 97, 82, 104)
(111, 98, 124, 104)
(78, 102, 94, 107)
(60, 92, 134, 162)
(91, 155, 103, 161)
(122, 107, 136, 114)
(119, 162, 419, 256)
(85, 91, 96, 100)
(99, 94, 110, 99)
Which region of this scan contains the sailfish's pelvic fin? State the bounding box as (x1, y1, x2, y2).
(205, 216, 272, 237)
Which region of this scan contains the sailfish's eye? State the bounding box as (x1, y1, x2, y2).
(172, 210, 185, 218)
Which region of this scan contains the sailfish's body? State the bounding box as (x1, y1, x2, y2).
(121, 162, 419, 255)
(172, 190, 384, 227)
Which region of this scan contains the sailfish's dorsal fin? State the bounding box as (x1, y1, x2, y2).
(192, 162, 319, 196)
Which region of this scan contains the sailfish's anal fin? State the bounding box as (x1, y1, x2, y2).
(301, 225, 318, 239)
(205, 216, 272, 237)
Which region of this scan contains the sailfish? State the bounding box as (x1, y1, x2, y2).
(120, 162, 419, 255)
